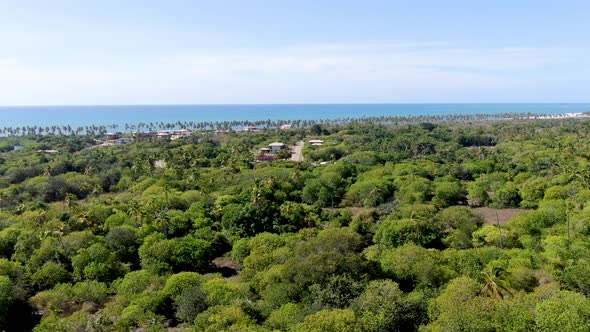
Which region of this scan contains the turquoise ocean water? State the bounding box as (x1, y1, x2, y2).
(0, 103, 588, 128)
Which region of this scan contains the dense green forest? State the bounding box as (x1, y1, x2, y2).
(1, 118, 590, 331)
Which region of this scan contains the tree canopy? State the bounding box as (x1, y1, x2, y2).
(0, 117, 590, 330)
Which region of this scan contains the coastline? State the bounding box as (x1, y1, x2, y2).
(530, 112, 590, 119)
(0, 103, 588, 129)
(0, 110, 589, 137)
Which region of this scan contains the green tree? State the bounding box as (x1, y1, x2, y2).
(436, 206, 484, 249)
(294, 308, 357, 332)
(426, 276, 496, 332)
(265, 303, 307, 331)
(31, 262, 70, 291)
(202, 276, 245, 307)
(193, 304, 259, 332)
(0, 276, 14, 328)
(308, 273, 365, 309)
(105, 226, 140, 266)
(432, 180, 467, 208)
(560, 259, 590, 296)
(374, 216, 443, 249)
(343, 178, 393, 207)
(174, 285, 207, 323)
(379, 244, 451, 291)
(72, 242, 129, 281)
(352, 279, 427, 332)
(171, 234, 214, 271)
(535, 290, 590, 332)
(493, 182, 521, 208)
(138, 233, 176, 274)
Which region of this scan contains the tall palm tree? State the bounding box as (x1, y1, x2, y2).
(65, 193, 77, 214)
(480, 266, 513, 300)
(0, 191, 6, 211)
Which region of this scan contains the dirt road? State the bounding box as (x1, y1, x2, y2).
(291, 141, 304, 162)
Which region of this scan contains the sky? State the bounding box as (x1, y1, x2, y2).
(0, 0, 589, 105)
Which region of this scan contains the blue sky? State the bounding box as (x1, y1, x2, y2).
(0, 0, 589, 105)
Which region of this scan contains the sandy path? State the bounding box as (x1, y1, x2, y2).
(291, 141, 304, 162)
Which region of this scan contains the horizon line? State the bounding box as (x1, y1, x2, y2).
(0, 102, 589, 108)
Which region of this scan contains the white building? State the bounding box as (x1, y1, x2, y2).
(171, 129, 193, 140)
(268, 142, 286, 152)
(244, 126, 259, 132)
(309, 139, 324, 146)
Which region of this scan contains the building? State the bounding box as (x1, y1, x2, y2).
(268, 142, 286, 152)
(256, 154, 276, 162)
(115, 138, 133, 144)
(133, 131, 157, 138)
(105, 132, 119, 139)
(138, 129, 193, 140)
(170, 129, 193, 140)
(244, 125, 259, 132)
(280, 124, 292, 130)
(98, 142, 115, 147)
(309, 139, 324, 146)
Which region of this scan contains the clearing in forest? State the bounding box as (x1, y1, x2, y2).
(473, 207, 526, 225)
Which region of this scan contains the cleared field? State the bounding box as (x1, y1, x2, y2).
(474, 207, 527, 225)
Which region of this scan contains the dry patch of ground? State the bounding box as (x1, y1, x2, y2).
(473, 207, 527, 225)
(210, 256, 239, 277)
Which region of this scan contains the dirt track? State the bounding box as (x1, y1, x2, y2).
(291, 141, 304, 161)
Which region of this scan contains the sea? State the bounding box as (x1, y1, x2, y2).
(0, 103, 588, 128)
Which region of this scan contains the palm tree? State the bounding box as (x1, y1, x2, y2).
(77, 213, 92, 234)
(65, 193, 77, 214)
(0, 191, 6, 211)
(154, 207, 170, 236)
(128, 200, 146, 226)
(480, 266, 513, 300)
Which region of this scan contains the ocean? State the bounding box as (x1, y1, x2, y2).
(0, 103, 588, 128)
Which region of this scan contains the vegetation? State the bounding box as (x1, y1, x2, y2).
(0, 111, 563, 136)
(1, 117, 590, 331)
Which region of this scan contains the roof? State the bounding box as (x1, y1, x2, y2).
(134, 131, 157, 136)
(256, 154, 276, 162)
(268, 142, 285, 147)
(309, 139, 324, 143)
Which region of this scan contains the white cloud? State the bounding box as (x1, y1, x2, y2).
(172, 43, 554, 74)
(0, 42, 580, 105)
(0, 58, 19, 66)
